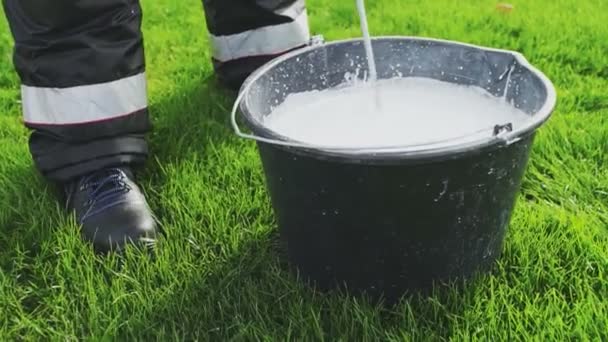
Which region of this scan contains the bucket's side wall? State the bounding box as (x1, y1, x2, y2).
(374, 39, 517, 97)
(507, 63, 549, 115)
(246, 47, 332, 121)
(256, 135, 536, 298)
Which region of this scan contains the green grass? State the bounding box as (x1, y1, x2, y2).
(1, 0, 607, 340)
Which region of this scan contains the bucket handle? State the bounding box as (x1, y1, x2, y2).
(230, 39, 515, 153)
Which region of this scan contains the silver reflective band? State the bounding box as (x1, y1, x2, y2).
(22, 73, 148, 125)
(210, 9, 310, 62)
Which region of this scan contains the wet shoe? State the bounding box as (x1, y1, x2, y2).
(64, 167, 158, 253)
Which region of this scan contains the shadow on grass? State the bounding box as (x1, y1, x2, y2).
(145, 74, 236, 166)
(0, 158, 77, 319)
(0, 74, 474, 339)
(109, 77, 471, 339)
(0, 161, 56, 264)
(115, 227, 472, 340)
(138, 74, 238, 219)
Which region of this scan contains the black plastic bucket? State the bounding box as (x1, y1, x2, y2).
(232, 37, 557, 300)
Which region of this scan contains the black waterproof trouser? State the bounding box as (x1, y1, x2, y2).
(2, 0, 309, 182)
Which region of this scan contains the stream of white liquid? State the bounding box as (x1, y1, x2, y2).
(356, 0, 377, 82)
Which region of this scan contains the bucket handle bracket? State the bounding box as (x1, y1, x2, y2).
(493, 123, 513, 136)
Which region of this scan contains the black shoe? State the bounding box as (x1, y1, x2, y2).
(64, 167, 158, 253)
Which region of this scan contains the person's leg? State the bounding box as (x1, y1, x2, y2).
(201, 0, 310, 90)
(3, 0, 158, 252)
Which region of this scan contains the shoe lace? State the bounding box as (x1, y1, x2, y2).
(78, 168, 132, 209)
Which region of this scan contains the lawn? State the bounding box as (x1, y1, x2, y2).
(0, 0, 607, 340)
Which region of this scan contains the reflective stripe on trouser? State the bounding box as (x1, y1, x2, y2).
(202, 0, 310, 89)
(2, 0, 150, 182)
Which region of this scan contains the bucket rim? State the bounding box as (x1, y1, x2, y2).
(236, 36, 557, 160)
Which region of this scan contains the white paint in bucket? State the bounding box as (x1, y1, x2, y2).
(263, 77, 532, 148)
